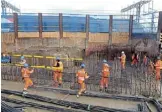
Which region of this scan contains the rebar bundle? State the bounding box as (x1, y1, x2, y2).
(2, 89, 137, 112)
(1, 101, 22, 112)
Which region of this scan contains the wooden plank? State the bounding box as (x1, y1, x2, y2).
(112, 32, 129, 44)
(89, 33, 109, 42)
(13, 13, 18, 38)
(18, 32, 39, 38)
(59, 13, 63, 38)
(1, 43, 7, 52)
(63, 32, 86, 38)
(42, 32, 59, 38)
(1, 33, 15, 44)
(38, 13, 43, 38)
(129, 15, 133, 41)
(86, 15, 89, 39)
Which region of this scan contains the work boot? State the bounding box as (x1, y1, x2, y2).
(99, 88, 103, 92)
(105, 87, 108, 92)
(58, 83, 62, 87)
(83, 91, 87, 94)
(22, 90, 28, 95)
(76, 94, 80, 98)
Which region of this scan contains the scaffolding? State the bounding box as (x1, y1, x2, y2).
(1, 0, 20, 15)
(121, 0, 158, 33)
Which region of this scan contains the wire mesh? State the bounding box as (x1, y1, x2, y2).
(132, 12, 159, 39)
(89, 15, 109, 33)
(112, 15, 130, 32)
(2, 51, 162, 97)
(42, 13, 59, 32)
(18, 13, 39, 32)
(63, 14, 86, 32)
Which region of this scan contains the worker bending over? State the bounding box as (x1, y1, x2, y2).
(53, 57, 63, 87)
(21, 63, 34, 94)
(118, 51, 126, 70)
(100, 60, 110, 92)
(76, 64, 89, 98)
(154, 57, 161, 93)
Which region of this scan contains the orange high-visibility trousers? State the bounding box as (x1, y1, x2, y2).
(24, 77, 33, 90)
(100, 77, 108, 89)
(155, 69, 161, 92)
(121, 62, 125, 69)
(53, 71, 62, 86)
(78, 82, 86, 95)
(131, 59, 137, 65)
(156, 69, 161, 81)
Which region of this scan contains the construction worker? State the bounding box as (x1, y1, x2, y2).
(1, 53, 7, 63)
(118, 51, 126, 70)
(20, 56, 26, 65)
(6, 53, 11, 63)
(131, 53, 138, 66)
(53, 57, 63, 87)
(143, 54, 148, 66)
(100, 60, 110, 92)
(76, 64, 89, 98)
(148, 59, 154, 75)
(154, 57, 161, 93)
(21, 63, 34, 94)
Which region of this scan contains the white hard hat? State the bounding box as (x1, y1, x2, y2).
(105, 63, 110, 67)
(121, 51, 124, 54)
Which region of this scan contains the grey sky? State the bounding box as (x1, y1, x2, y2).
(6, 0, 162, 14)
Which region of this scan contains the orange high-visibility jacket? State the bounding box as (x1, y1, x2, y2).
(155, 60, 161, 70)
(76, 69, 88, 83)
(132, 54, 135, 60)
(102, 64, 110, 77)
(143, 56, 147, 63)
(121, 54, 126, 63)
(21, 68, 33, 78)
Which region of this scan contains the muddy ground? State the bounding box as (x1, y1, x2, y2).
(1, 80, 159, 112)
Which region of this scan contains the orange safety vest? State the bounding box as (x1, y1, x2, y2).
(132, 54, 135, 60)
(155, 60, 161, 70)
(102, 64, 110, 77)
(121, 54, 126, 63)
(76, 69, 88, 83)
(21, 68, 33, 78)
(143, 56, 147, 64)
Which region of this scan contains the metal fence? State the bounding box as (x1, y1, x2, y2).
(2, 52, 162, 97)
(1, 13, 159, 35)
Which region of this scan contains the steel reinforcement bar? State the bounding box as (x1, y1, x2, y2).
(1, 101, 22, 112)
(2, 96, 84, 112)
(1, 89, 136, 112)
(30, 86, 149, 102)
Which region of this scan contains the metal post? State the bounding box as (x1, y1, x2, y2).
(85, 15, 89, 50)
(59, 13, 63, 38)
(157, 11, 162, 41)
(108, 15, 113, 60)
(86, 15, 89, 39)
(129, 15, 133, 44)
(13, 13, 18, 39)
(109, 15, 113, 45)
(38, 13, 43, 38)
